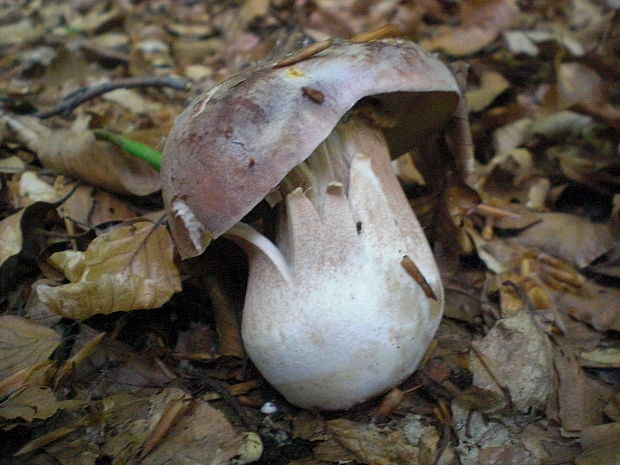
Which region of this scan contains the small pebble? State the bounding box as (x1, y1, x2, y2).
(260, 401, 278, 415)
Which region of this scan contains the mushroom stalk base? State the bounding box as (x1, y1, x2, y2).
(240, 113, 444, 410)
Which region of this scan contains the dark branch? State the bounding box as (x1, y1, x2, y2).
(35, 76, 190, 119)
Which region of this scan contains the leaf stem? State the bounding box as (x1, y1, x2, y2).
(93, 129, 162, 171)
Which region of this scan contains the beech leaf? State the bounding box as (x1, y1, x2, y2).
(0, 315, 61, 380)
(2, 114, 161, 196)
(37, 222, 182, 320)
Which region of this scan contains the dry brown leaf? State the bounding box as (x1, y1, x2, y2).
(54, 332, 106, 389)
(140, 398, 190, 460)
(470, 310, 553, 412)
(0, 18, 44, 46)
(513, 213, 616, 268)
(0, 155, 25, 173)
(452, 403, 538, 464)
(0, 315, 61, 380)
(603, 393, 620, 421)
(554, 349, 615, 434)
(579, 348, 620, 368)
(503, 30, 585, 57)
(326, 419, 420, 465)
(0, 384, 60, 421)
(22, 279, 64, 327)
(466, 71, 510, 112)
(66, 4, 122, 33)
(205, 275, 246, 358)
(44, 388, 256, 465)
(482, 148, 534, 187)
(557, 63, 620, 127)
(554, 281, 620, 332)
(421, 0, 519, 56)
(313, 437, 356, 463)
(36, 222, 182, 320)
(7, 171, 59, 208)
(493, 118, 533, 154)
(2, 114, 161, 195)
(14, 426, 78, 457)
(0, 210, 23, 268)
(0, 360, 54, 399)
(576, 422, 620, 465)
(477, 444, 538, 465)
(55, 180, 141, 227)
(0, 195, 68, 293)
(103, 89, 163, 114)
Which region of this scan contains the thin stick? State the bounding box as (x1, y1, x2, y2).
(35, 76, 190, 119)
(273, 38, 333, 68)
(350, 24, 398, 43)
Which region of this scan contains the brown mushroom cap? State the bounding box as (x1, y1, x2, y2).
(162, 38, 460, 258)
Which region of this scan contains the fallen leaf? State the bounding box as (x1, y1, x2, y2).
(55, 180, 141, 227)
(467, 71, 510, 112)
(205, 275, 246, 358)
(557, 63, 620, 127)
(482, 148, 534, 187)
(14, 426, 78, 457)
(579, 347, 620, 368)
(0, 155, 26, 173)
(67, 4, 122, 33)
(0, 194, 71, 293)
(603, 392, 620, 421)
(8, 171, 59, 207)
(478, 444, 538, 465)
(103, 88, 163, 114)
(0, 315, 61, 380)
(513, 213, 616, 268)
(326, 419, 420, 465)
(2, 114, 161, 195)
(493, 118, 533, 154)
(576, 422, 620, 465)
(23, 279, 64, 327)
(554, 281, 620, 332)
(421, 0, 519, 56)
(0, 360, 53, 398)
(0, 384, 59, 421)
(503, 30, 585, 57)
(44, 388, 253, 465)
(37, 221, 182, 320)
(0, 18, 44, 46)
(54, 332, 106, 389)
(554, 349, 614, 434)
(0, 210, 24, 268)
(452, 403, 532, 465)
(470, 310, 554, 413)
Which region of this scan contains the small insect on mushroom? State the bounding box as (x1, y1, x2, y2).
(162, 38, 460, 410)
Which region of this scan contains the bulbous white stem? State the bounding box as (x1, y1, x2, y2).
(239, 116, 444, 410)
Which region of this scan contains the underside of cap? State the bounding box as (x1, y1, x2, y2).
(162, 38, 461, 258)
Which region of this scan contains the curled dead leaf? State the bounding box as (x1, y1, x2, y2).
(2, 114, 161, 195)
(470, 310, 554, 413)
(421, 0, 519, 56)
(0, 315, 61, 380)
(36, 221, 182, 320)
(513, 213, 615, 268)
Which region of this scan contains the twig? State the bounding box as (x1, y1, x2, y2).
(196, 376, 256, 431)
(35, 76, 190, 119)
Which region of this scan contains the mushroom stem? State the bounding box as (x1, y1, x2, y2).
(240, 107, 444, 410)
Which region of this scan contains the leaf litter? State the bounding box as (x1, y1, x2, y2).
(0, 0, 619, 464)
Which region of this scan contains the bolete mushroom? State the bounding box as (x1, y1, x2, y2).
(162, 38, 460, 410)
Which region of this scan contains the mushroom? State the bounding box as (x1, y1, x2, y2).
(162, 39, 460, 410)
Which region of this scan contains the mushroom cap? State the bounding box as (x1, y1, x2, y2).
(162, 38, 460, 258)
